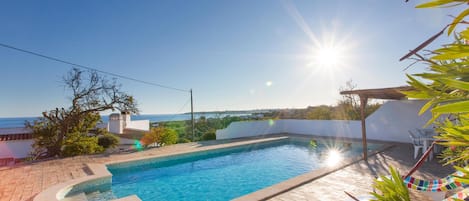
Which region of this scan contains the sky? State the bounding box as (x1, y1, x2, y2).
(0, 0, 462, 117)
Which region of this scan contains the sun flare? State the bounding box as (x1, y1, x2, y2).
(324, 149, 343, 167)
(310, 44, 346, 70)
(316, 47, 340, 67)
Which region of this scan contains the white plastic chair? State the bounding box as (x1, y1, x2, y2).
(409, 130, 424, 159)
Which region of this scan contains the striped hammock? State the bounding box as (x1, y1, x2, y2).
(403, 172, 464, 192)
(442, 188, 469, 201)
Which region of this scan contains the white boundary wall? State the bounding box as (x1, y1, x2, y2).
(216, 100, 432, 143)
(126, 120, 150, 131)
(365, 100, 431, 142)
(0, 140, 33, 158)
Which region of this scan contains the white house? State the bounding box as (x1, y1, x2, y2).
(0, 112, 150, 163)
(104, 111, 150, 134)
(0, 127, 34, 162)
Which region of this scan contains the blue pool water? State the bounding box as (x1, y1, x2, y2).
(88, 139, 377, 201)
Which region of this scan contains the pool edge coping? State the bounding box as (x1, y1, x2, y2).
(33, 163, 112, 201)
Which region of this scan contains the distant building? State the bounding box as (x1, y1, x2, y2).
(0, 127, 34, 161)
(0, 112, 150, 163)
(99, 111, 150, 134)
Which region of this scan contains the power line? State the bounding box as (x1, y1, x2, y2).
(0, 42, 189, 93)
(166, 98, 192, 122)
(176, 98, 192, 114)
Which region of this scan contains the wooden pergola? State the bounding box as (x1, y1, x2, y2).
(340, 86, 415, 160)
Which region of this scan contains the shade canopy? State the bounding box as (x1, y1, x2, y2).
(340, 86, 414, 100)
(339, 85, 415, 160)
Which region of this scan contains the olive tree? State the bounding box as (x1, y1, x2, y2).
(28, 68, 138, 159)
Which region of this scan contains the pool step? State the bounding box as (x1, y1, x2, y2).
(86, 190, 119, 201)
(62, 192, 88, 201)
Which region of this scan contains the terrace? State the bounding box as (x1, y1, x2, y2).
(0, 87, 459, 201)
(0, 134, 453, 201)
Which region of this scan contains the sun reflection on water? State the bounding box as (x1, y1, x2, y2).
(324, 149, 343, 167)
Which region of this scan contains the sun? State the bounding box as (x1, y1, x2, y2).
(310, 44, 346, 70)
(316, 47, 341, 67)
(283, 0, 355, 77)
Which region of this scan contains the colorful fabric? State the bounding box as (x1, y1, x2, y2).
(442, 188, 469, 201)
(403, 172, 465, 192)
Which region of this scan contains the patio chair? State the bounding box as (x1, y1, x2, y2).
(409, 130, 424, 159)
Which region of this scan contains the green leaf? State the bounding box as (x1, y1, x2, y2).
(460, 28, 469, 40)
(448, 8, 469, 35)
(440, 78, 469, 91)
(439, 141, 469, 146)
(419, 100, 435, 115)
(432, 52, 469, 60)
(432, 100, 469, 113)
(402, 90, 432, 99)
(406, 74, 432, 92)
(425, 113, 441, 127)
(416, 0, 464, 8)
(371, 166, 410, 201)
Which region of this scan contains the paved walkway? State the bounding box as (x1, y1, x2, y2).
(270, 143, 454, 201)
(0, 136, 455, 201)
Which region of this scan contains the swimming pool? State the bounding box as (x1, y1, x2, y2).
(80, 138, 380, 201)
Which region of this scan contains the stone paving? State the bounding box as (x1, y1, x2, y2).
(0, 136, 456, 201)
(270, 143, 454, 201)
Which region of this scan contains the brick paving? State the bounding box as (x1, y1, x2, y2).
(0, 137, 456, 201)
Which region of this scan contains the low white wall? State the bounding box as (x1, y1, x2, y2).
(215, 120, 284, 139)
(216, 120, 360, 140)
(0, 140, 33, 158)
(126, 120, 150, 132)
(279, 119, 361, 138)
(216, 100, 432, 143)
(365, 100, 431, 142)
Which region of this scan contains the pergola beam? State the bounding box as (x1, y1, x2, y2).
(340, 86, 414, 161)
(359, 95, 368, 160)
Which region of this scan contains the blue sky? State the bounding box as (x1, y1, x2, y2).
(0, 0, 460, 117)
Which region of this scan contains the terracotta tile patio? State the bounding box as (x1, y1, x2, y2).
(0, 136, 455, 201)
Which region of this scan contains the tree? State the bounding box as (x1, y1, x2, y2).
(306, 105, 333, 120)
(369, 0, 469, 200)
(98, 133, 120, 149)
(337, 80, 361, 120)
(141, 127, 178, 147)
(401, 0, 469, 184)
(336, 80, 381, 120)
(201, 131, 216, 140)
(27, 68, 138, 159)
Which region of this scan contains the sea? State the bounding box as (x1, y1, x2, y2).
(0, 113, 251, 128)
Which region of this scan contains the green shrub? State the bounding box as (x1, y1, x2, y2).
(178, 138, 192, 143)
(141, 127, 178, 147)
(160, 128, 178, 145)
(98, 133, 120, 149)
(62, 133, 104, 157)
(371, 166, 409, 201)
(201, 132, 216, 141)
